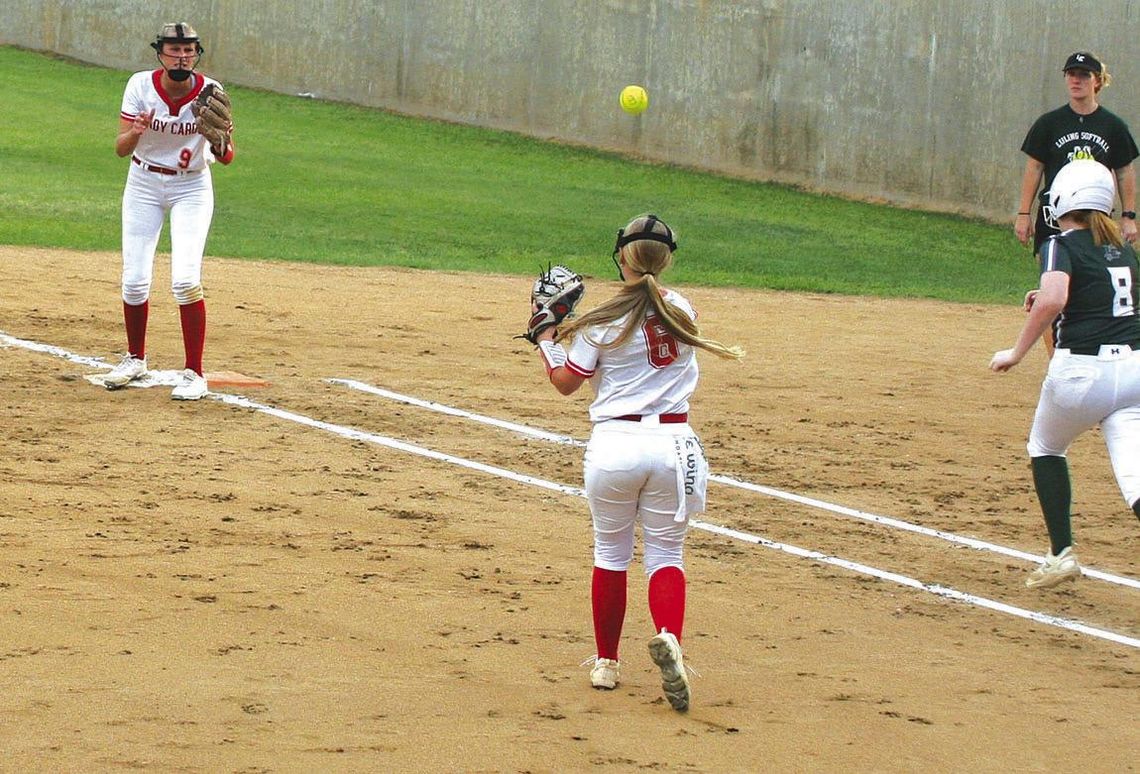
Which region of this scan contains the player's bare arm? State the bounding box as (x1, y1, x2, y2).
(1015, 157, 1044, 246)
(1024, 289, 1058, 358)
(1116, 163, 1137, 243)
(990, 271, 1068, 372)
(115, 110, 154, 157)
(523, 264, 586, 394)
(534, 327, 586, 395)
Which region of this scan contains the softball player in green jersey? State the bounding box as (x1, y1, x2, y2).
(992, 159, 1140, 589)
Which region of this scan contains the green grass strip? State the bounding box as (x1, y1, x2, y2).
(0, 46, 1034, 302)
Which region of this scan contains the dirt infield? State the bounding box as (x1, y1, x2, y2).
(1, 245, 1136, 772)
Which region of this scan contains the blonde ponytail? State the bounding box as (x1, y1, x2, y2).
(556, 214, 743, 360)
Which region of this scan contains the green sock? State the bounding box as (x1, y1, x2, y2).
(1031, 455, 1072, 555)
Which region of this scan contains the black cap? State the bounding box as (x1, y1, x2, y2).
(1063, 52, 1101, 73)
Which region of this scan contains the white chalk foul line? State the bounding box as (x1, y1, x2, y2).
(213, 392, 1136, 649)
(2, 332, 1136, 649)
(326, 378, 1140, 591)
(697, 522, 1140, 649)
(203, 397, 1140, 650)
(214, 393, 584, 498)
(0, 331, 112, 368)
(327, 379, 585, 446)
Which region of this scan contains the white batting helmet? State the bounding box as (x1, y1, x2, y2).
(1043, 159, 1116, 228)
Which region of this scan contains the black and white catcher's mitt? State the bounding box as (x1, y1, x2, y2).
(521, 264, 585, 344)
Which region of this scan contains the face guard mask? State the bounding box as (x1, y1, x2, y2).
(151, 22, 203, 83)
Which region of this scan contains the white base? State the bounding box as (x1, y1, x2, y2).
(85, 369, 185, 389)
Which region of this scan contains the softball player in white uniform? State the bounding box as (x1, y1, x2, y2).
(105, 22, 234, 400)
(535, 214, 743, 711)
(991, 159, 1140, 588)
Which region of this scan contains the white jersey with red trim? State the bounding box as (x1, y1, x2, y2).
(566, 289, 699, 423)
(120, 70, 218, 171)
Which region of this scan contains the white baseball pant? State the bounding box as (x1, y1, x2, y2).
(584, 419, 708, 574)
(121, 163, 213, 305)
(1027, 346, 1140, 506)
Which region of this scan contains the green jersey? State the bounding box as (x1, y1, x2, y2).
(1041, 228, 1140, 352)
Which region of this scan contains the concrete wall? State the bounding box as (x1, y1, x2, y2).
(4, 0, 1139, 220)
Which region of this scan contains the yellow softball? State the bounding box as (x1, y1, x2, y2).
(619, 85, 649, 115)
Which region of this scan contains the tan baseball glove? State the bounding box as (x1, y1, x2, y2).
(192, 83, 233, 156)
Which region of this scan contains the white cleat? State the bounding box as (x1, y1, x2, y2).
(171, 369, 208, 401)
(589, 658, 620, 690)
(1025, 546, 1081, 589)
(648, 630, 690, 712)
(103, 354, 147, 390)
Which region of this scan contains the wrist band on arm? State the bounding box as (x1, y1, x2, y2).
(538, 340, 567, 378)
(1017, 212, 1030, 216)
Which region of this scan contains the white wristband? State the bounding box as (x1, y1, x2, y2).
(538, 340, 567, 375)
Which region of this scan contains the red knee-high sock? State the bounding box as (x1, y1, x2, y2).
(123, 301, 149, 359)
(648, 566, 686, 642)
(591, 567, 627, 660)
(178, 300, 206, 375)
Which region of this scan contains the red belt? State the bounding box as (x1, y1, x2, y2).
(132, 155, 194, 176)
(614, 413, 688, 423)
